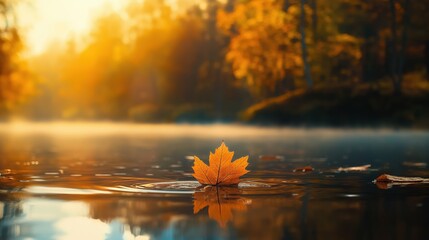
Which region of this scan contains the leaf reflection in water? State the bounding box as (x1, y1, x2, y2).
(193, 185, 251, 227)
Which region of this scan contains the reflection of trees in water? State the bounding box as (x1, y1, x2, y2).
(85, 186, 307, 239)
(87, 186, 429, 239)
(88, 197, 193, 237)
(232, 195, 303, 240)
(0, 188, 428, 240)
(0, 200, 24, 239)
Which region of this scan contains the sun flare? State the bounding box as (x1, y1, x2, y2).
(17, 0, 128, 55)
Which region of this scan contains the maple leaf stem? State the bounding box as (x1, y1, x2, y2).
(216, 146, 223, 185)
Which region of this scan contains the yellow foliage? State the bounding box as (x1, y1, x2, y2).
(218, 0, 303, 98)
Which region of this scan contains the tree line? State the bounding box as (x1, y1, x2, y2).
(1, 0, 429, 121)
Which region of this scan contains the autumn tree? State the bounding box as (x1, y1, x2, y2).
(219, 0, 303, 98)
(307, 0, 362, 83)
(387, 0, 411, 95)
(298, 0, 313, 88)
(125, 0, 206, 119)
(58, 11, 129, 119)
(125, 0, 245, 120)
(0, 0, 34, 116)
(23, 0, 429, 122)
(407, 0, 429, 78)
(54, 0, 240, 120)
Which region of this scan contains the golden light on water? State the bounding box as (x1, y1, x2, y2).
(122, 226, 151, 240)
(5, 197, 155, 239)
(22, 199, 88, 221)
(55, 217, 110, 240)
(19, 199, 111, 239)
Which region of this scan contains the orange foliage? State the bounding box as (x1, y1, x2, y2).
(0, 1, 35, 114)
(193, 142, 249, 186)
(50, 1, 210, 119)
(218, 0, 303, 97)
(18, 0, 429, 120)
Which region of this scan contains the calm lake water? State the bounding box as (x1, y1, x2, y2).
(0, 123, 428, 240)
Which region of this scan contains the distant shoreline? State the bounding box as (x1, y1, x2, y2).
(241, 82, 429, 129)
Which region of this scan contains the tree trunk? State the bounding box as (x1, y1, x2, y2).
(283, 0, 290, 11)
(389, 0, 401, 95)
(361, 33, 371, 82)
(385, 38, 392, 76)
(225, 0, 235, 12)
(310, 0, 318, 43)
(425, 40, 429, 79)
(206, 0, 223, 118)
(397, 0, 410, 85)
(300, 0, 313, 88)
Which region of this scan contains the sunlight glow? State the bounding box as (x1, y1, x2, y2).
(23, 186, 111, 195)
(22, 199, 89, 221)
(55, 216, 111, 240)
(122, 224, 151, 240)
(0, 121, 402, 138)
(17, 0, 126, 55)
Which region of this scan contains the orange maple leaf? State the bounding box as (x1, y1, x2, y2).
(193, 186, 250, 227)
(193, 142, 249, 186)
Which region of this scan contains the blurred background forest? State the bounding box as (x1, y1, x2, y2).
(0, 0, 429, 126)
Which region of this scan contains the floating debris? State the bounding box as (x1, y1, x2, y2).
(293, 166, 314, 172)
(338, 164, 371, 172)
(402, 162, 427, 168)
(374, 174, 429, 183)
(0, 169, 13, 176)
(374, 174, 429, 189)
(342, 194, 361, 198)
